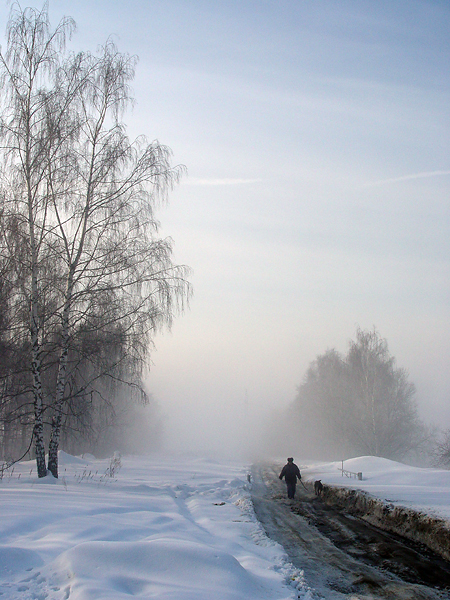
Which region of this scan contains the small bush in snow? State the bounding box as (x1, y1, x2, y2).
(106, 452, 122, 478)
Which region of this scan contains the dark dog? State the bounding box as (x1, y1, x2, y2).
(314, 480, 323, 496)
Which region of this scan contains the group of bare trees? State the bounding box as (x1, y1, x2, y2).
(0, 4, 190, 477)
(282, 328, 429, 463)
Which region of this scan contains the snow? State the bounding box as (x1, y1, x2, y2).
(302, 455, 450, 521)
(2, 452, 450, 599)
(0, 453, 312, 600)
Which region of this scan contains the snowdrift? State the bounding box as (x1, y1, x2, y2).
(0, 453, 313, 600)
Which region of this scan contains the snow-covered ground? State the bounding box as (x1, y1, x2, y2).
(1, 453, 450, 600)
(301, 455, 450, 522)
(0, 453, 312, 600)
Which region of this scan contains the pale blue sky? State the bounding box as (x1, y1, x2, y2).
(2, 1, 449, 455)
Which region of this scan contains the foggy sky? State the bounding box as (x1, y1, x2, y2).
(2, 1, 449, 458)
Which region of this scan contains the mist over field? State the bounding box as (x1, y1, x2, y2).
(0, 1, 448, 468)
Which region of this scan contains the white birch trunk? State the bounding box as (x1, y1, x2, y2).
(48, 273, 74, 478)
(29, 211, 47, 478)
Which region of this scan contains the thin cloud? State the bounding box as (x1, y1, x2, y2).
(185, 177, 263, 186)
(363, 171, 450, 187)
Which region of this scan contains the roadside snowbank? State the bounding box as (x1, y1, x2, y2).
(302, 456, 450, 560)
(302, 456, 450, 521)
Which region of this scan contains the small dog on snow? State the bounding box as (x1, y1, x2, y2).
(314, 480, 323, 496)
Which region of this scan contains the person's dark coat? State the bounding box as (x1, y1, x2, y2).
(279, 459, 301, 499)
(279, 461, 301, 483)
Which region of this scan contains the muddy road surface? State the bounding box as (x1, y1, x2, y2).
(251, 463, 450, 600)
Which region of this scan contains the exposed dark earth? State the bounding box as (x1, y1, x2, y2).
(251, 463, 450, 600)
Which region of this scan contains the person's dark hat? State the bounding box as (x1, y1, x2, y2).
(287, 457, 294, 462)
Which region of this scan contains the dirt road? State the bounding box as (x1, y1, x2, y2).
(251, 463, 450, 600)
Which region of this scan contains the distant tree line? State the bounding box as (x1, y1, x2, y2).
(273, 328, 433, 463)
(0, 4, 191, 477)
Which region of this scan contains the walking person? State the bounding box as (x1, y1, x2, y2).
(279, 457, 302, 499)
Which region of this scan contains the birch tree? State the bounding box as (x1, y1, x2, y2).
(45, 38, 189, 478)
(347, 328, 419, 458)
(0, 4, 78, 476)
(290, 328, 425, 461)
(0, 4, 191, 477)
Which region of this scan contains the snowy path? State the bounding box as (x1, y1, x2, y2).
(0, 453, 313, 600)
